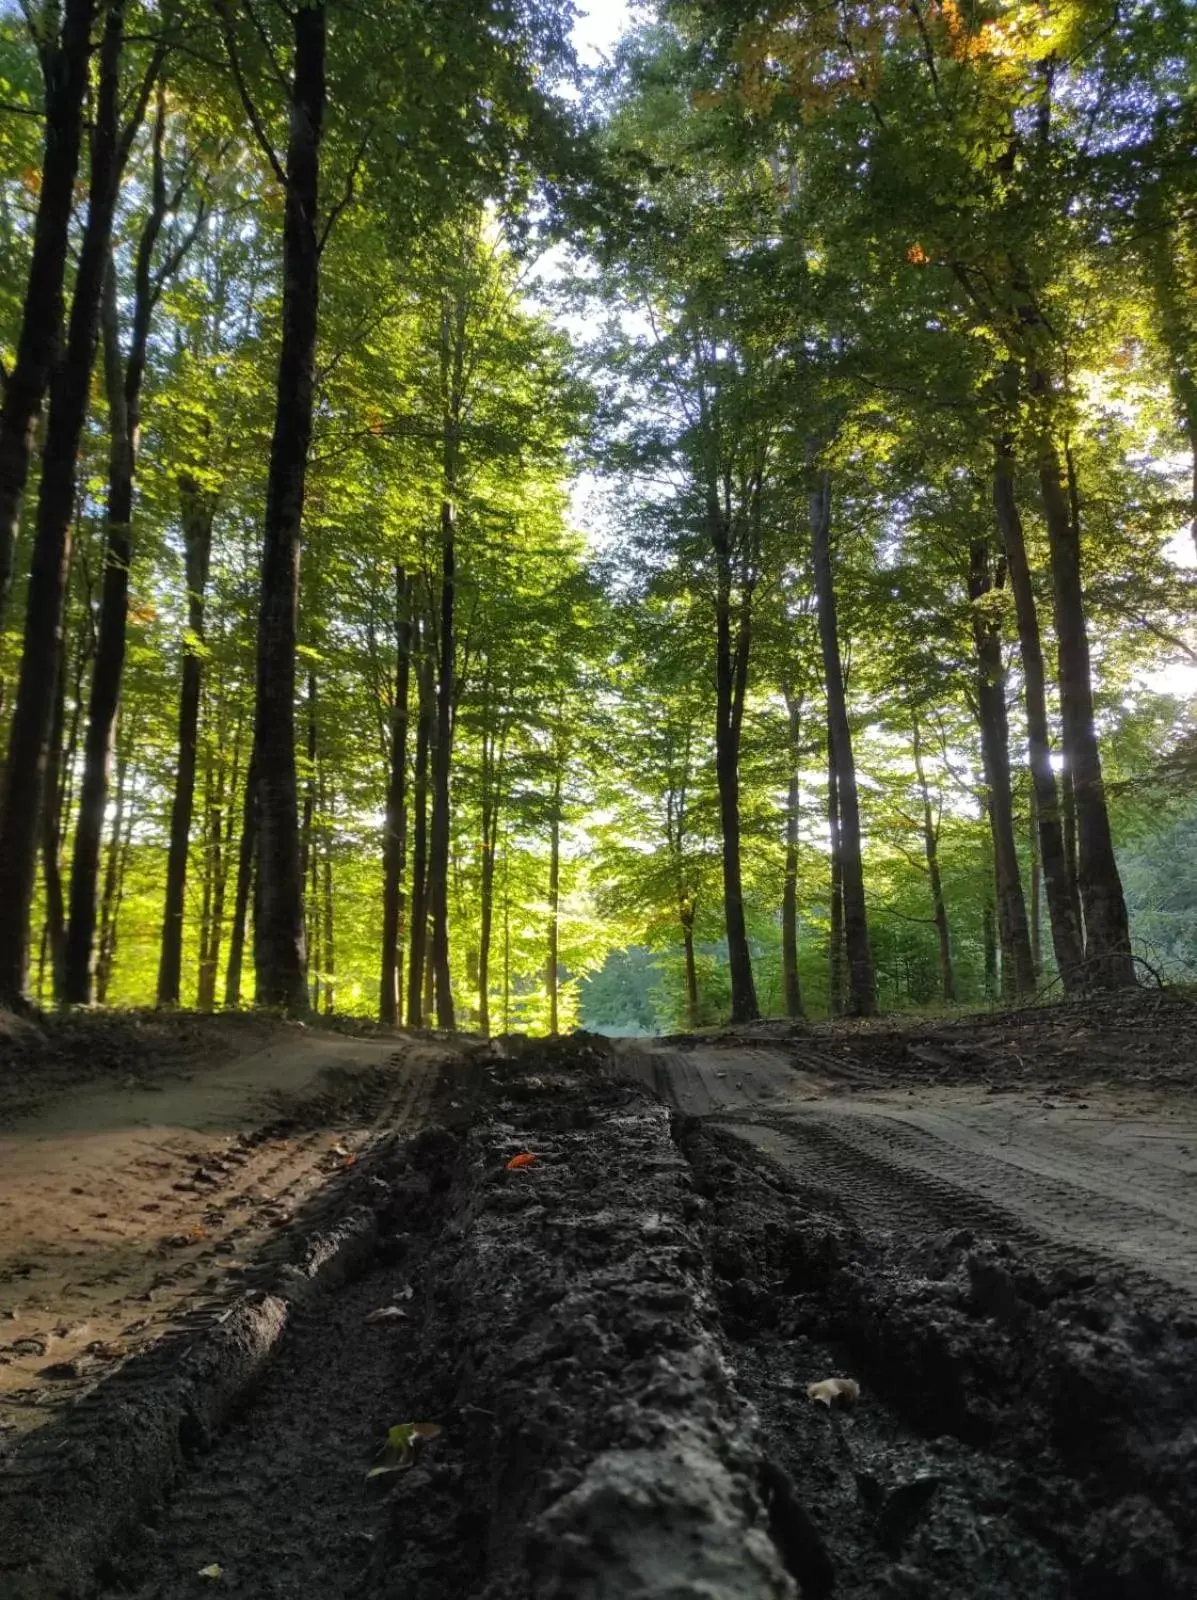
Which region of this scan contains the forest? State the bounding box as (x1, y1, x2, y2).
(0, 0, 1193, 1037)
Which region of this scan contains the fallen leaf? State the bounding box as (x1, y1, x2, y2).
(370, 1419, 444, 1476)
(197, 1563, 223, 1580)
(807, 1377, 860, 1408)
(329, 1142, 350, 1158)
(505, 1152, 538, 1170)
(365, 1305, 408, 1323)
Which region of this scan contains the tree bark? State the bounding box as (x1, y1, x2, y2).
(250, 1, 326, 1012)
(682, 918, 699, 1029)
(912, 715, 955, 1004)
(827, 729, 844, 1017)
(710, 493, 758, 1023)
(0, 3, 131, 1006)
(982, 891, 997, 1002)
(157, 473, 216, 1003)
(320, 769, 334, 1015)
(477, 716, 504, 1037)
(546, 770, 561, 1036)
(810, 464, 875, 1016)
(1028, 786, 1042, 978)
(95, 737, 132, 1005)
(992, 435, 1085, 988)
(405, 638, 432, 1026)
(41, 648, 69, 1002)
(224, 749, 256, 1009)
(0, 0, 96, 626)
(379, 567, 411, 1025)
(780, 688, 804, 1019)
(967, 537, 1035, 996)
(1036, 419, 1135, 985)
(427, 291, 466, 1031)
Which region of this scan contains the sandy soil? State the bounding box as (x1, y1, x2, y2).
(616, 1038, 1197, 1299)
(0, 1020, 447, 1448)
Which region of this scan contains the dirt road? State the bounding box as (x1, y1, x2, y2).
(0, 1021, 446, 1446)
(3, 1016, 1195, 1598)
(618, 1040, 1197, 1299)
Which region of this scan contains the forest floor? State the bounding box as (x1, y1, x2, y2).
(1, 992, 1195, 1598)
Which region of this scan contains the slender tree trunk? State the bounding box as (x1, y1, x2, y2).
(41, 649, 69, 1002)
(224, 751, 257, 1009)
(95, 736, 132, 1005)
(300, 668, 317, 912)
(968, 537, 1035, 995)
(781, 689, 804, 1019)
(827, 729, 844, 1017)
(681, 918, 699, 1029)
(912, 716, 955, 1004)
(0, 0, 96, 626)
(710, 497, 758, 1023)
(158, 474, 216, 1003)
(477, 723, 503, 1038)
(502, 840, 512, 1033)
(810, 465, 875, 1015)
(405, 644, 432, 1026)
(1029, 787, 1042, 977)
(321, 810, 334, 1016)
(251, 2, 326, 1012)
(1036, 421, 1134, 985)
(992, 434, 1085, 987)
(546, 769, 561, 1036)
(379, 567, 411, 1025)
(0, 5, 129, 1006)
(428, 292, 465, 1031)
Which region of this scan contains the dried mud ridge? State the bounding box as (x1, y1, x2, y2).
(1, 1035, 1194, 1599)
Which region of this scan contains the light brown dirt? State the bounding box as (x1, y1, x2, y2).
(617, 1040, 1197, 1300)
(0, 1023, 448, 1448)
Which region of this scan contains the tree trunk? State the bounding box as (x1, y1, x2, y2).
(300, 668, 317, 920)
(810, 465, 875, 1016)
(320, 770, 334, 1016)
(477, 720, 503, 1038)
(967, 537, 1035, 996)
(912, 716, 955, 1004)
(1029, 787, 1042, 978)
(0, 3, 129, 1006)
(41, 649, 69, 1002)
(682, 919, 699, 1028)
(710, 498, 758, 1023)
(827, 730, 844, 1017)
(379, 567, 411, 1025)
(428, 292, 465, 1032)
(982, 893, 997, 1002)
(780, 688, 804, 1019)
(405, 642, 432, 1026)
(1036, 421, 1135, 985)
(251, 2, 326, 1012)
(96, 731, 133, 1005)
(224, 751, 256, 1009)
(0, 0, 95, 626)
(992, 434, 1085, 988)
(546, 770, 561, 1036)
(158, 474, 216, 1003)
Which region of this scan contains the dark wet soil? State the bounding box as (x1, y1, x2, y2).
(5, 1026, 1195, 1599)
(683, 1118, 1197, 1597)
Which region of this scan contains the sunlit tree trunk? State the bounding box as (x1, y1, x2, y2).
(406, 635, 432, 1025)
(546, 766, 562, 1036)
(1036, 416, 1134, 985)
(811, 463, 875, 1016)
(992, 433, 1085, 989)
(251, 2, 326, 1012)
(912, 715, 955, 1004)
(380, 567, 411, 1026)
(780, 687, 804, 1020)
(224, 751, 256, 1009)
(159, 473, 216, 1004)
(967, 537, 1035, 996)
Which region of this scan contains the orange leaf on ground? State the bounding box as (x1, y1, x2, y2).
(505, 1152, 538, 1170)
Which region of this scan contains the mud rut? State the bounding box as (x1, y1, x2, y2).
(1, 1033, 1194, 1600)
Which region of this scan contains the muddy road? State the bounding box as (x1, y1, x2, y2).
(617, 1038, 1197, 1298)
(1, 1009, 1195, 1599)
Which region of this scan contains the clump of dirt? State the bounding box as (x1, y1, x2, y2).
(367, 1042, 798, 1598)
(681, 1119, 1197, 1598)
